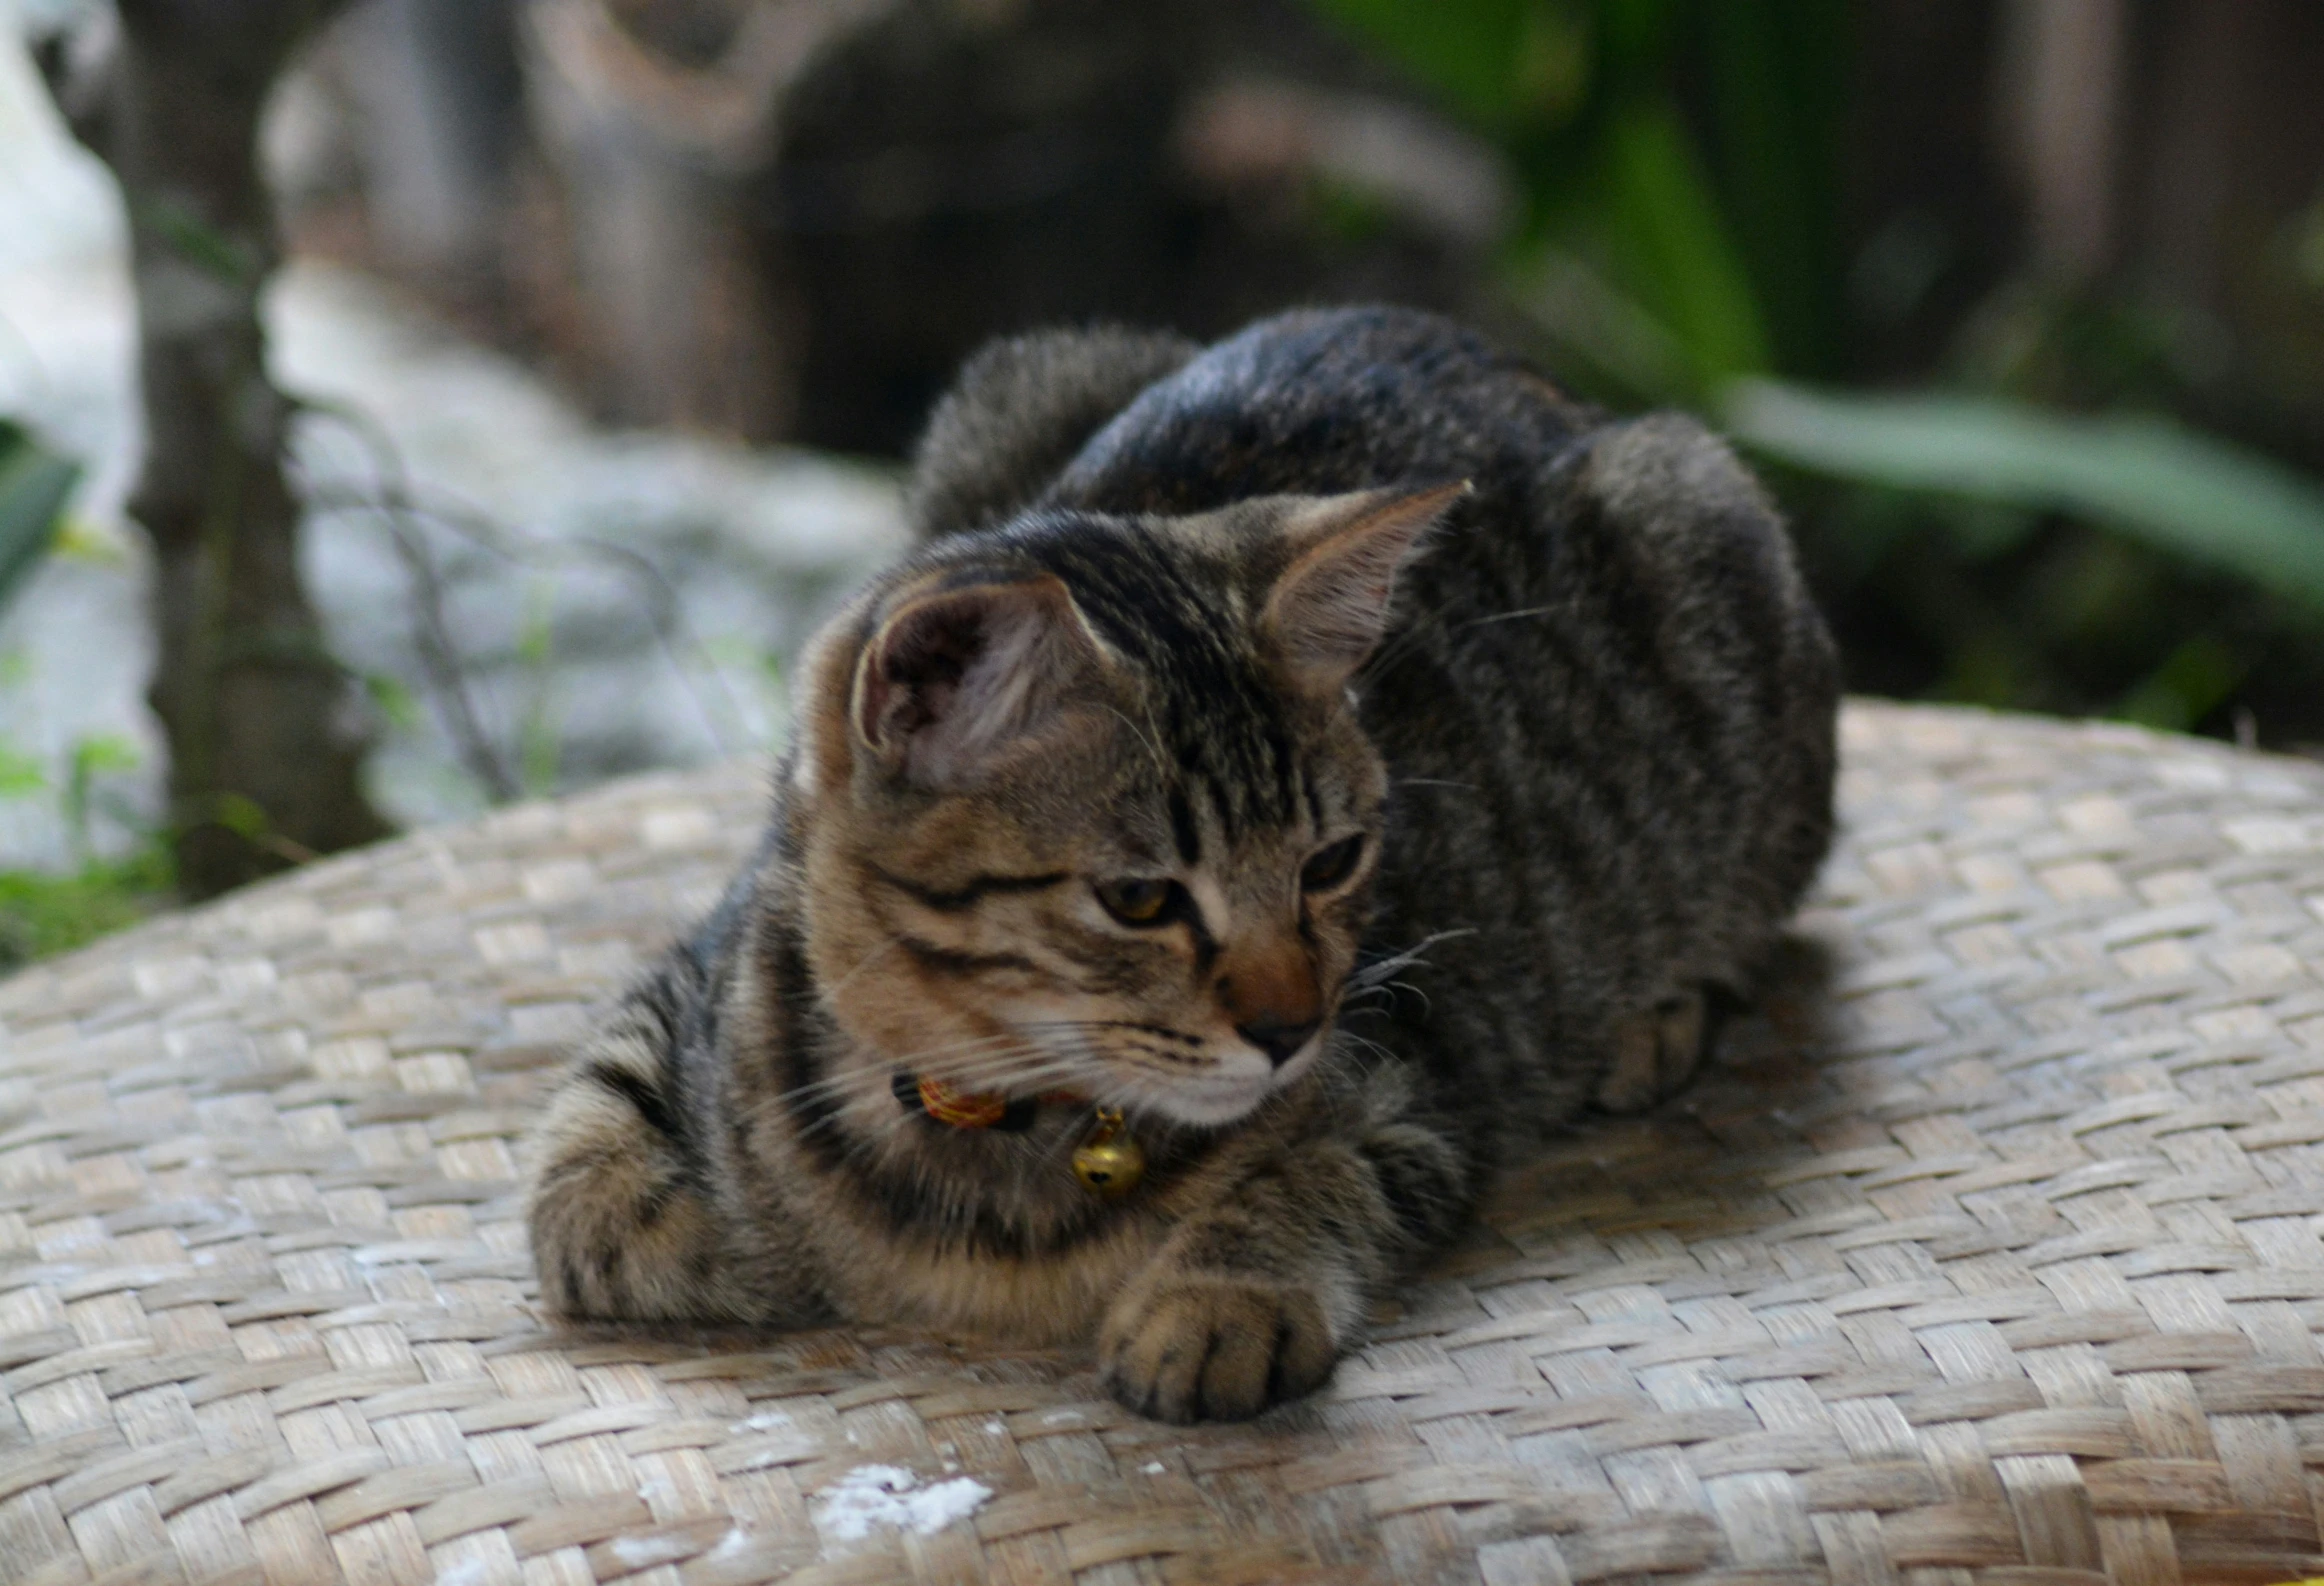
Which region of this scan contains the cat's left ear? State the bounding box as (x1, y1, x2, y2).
(851, 573, 1107, 787)
(1262, 482, 1466, 696)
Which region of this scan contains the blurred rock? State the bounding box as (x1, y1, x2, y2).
(281, 261, 907, 830)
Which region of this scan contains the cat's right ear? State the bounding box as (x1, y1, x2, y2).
(1263, 482, 1466, 697)
(849, 575, 1105, 787)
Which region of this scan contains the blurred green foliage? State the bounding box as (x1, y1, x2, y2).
(1, 419, 79, 617)
(1311, 0, 1841, 396)
(0, 420, 166, 962)
(0, 848, 174, 968)
(0, 732, 174, 971)
(1307, 0, 2324, 744)
(0, 422, 170, 971)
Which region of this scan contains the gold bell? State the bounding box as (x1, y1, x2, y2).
(1072, 1108, 1144, 1197)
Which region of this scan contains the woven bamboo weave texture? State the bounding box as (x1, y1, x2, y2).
(9, 701, 2324, 1586)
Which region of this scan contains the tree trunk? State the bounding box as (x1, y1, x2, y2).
(332, 0, 526, 290)
(2000, 0, 2129, 283)
(45, 0, 391, 898)
(518, 0, 880, 439)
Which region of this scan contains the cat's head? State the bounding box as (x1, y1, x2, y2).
(790, 484, 1458, 1126)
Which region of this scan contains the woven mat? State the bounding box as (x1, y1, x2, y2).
(9, 702, 2324, 1586)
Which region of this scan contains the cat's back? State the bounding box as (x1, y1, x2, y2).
(910, 306, 1837, 1140)
(1034, 306, 1837, 1133)
(1042, 306, 1595, 515)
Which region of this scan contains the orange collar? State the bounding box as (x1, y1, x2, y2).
(894, 1072, 1085, 1131)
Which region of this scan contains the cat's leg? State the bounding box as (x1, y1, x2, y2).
(1593, 985, 1723, 1113)
(1098, 1071, 1473, 1422)
(527, 1005, 735, 1323)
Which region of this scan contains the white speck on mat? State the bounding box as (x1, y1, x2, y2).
(733, 1444, 807, 1472)
(430, 1560, 492, 1586)
(982, 1419, 1006, 1435)
(734, 1409, 792, 1431)
(710, 1527, 751, 1561)
(813, 1464, 993, 1541)
(1038, 1409, 1084, 1426)
(1143, 1462, 1165, 1475)
(608, 1533, 695, 1569)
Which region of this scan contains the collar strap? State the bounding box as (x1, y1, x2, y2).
(893, 1072, 1083, 1133)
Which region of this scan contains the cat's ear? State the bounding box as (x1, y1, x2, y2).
(1262, 482, 1466, 696)
(852, 574, 1104, 786)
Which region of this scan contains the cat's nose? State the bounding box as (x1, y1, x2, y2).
(1236, 1016, 1320, 1068)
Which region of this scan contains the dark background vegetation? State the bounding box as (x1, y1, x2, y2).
(5, 0, 2324, 951)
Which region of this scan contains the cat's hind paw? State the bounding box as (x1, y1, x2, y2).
(1099, 1277, 1338, 1423)
(1594, 986, 1713, 1113)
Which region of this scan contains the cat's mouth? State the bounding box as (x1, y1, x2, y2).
(1107, 1028, 1326, 1127)
(999, 1010, 1330, 1127)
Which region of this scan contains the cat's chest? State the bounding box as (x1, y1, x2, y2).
(749, 1092, 1174, 1342)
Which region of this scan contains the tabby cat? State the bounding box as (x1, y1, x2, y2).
(528, 306, 1838, 1421)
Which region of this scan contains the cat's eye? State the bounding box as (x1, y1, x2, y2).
(1300, 835, 1366, 893)
(1095, 877, 1178, 926)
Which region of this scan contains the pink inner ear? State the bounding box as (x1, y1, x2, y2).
(859, 603, 977, 747)
(852, 576, 1098, 785)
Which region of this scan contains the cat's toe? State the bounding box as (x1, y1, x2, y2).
(1594, 986, 1711, 1113)
(1099, 1278, 1337, 1422)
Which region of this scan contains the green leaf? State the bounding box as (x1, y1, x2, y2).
(1724, 381, 2324, 611)
(1515, 247, 1705, 406)
(129, 195, 261, 285)
(0, 743, 46, 800)
(0, 422, 81, 617)
(362, 672, 422, 729)
(1514, 118, 1774, 409)
(1691, 0, 1849, 376)
(209, 793, 274, 843)
(516, 580, 560, 798)
(1306, 0, 1594, 130)
(1588, 98, 1772, 387)
(2114, 636, 2249, 733)
(64, 734, 144, 858)
(70, 735, 141, 777)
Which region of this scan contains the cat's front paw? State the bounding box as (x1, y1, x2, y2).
(1098, 1276, 1339, 1422)
(1594, 985, 1714, 1113)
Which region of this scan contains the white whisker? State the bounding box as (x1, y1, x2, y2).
(1102, 703, 1171, 783)
(824, 931, 907, 998)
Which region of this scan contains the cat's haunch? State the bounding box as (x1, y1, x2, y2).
(527, 306, 1839, 1422)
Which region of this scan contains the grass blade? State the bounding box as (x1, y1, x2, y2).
(1724, 381, 2324, 611)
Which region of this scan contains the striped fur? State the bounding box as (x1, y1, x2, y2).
(528, 307, 1839, 1421)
